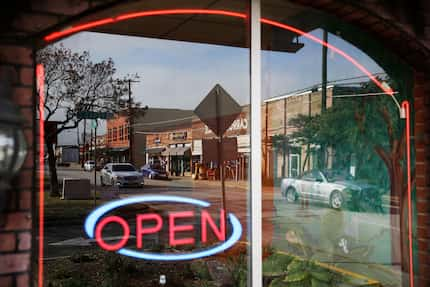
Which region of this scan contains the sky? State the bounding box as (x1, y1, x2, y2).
(53, 29, 384, 145)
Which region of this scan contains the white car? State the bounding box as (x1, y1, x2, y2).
(100, 163, 144, 188)
(280, 170, 376, 209)
(83, 160, 95, 171)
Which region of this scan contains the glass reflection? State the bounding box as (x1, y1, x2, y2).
(37, 1, 251, 286)
(261, 1, 413, 287)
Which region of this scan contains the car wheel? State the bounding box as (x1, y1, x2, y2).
(285, 187, 297, 203)
(330, 191, 343, 209)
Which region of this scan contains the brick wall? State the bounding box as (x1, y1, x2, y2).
(413, 72, 430, 287)
(0, 44, 34, 287)
(0, 1, 429, 286)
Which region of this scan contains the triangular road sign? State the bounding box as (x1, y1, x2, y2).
(194, 84, 241, 137)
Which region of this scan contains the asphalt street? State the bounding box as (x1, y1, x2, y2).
(41, 166, 402, 286)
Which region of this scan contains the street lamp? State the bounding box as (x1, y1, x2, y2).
(0, 91, 28, 213)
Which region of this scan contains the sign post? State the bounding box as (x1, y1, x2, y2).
(93, 119, 98, 208)
(77, 112, 109, 207)
(194, 84, 241, 235)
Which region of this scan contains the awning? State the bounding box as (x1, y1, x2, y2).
(146, 147, 165, 154)
(162, 146, 191, 156)
(109, 147, 129, 152)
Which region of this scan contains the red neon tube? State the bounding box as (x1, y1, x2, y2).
(36, 64, 45, 287)
(43, 9, 393, 96)
(402, 100, 414, 287)
(40, 8, 414, 287)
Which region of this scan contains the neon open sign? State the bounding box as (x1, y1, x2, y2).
(84, 195, 242, 260)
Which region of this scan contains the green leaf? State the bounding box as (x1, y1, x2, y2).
(263, 253, 293, 276)
(269, 278, 288, 287)
(311, 278, 331, 287)
(287, 259, 305, 273)
(310, 271, 332, 283)
(283, 271, 308, 283)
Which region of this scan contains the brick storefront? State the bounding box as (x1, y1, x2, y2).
(0, 1, 430, 286)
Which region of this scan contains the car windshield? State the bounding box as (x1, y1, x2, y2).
(112, 164, 136, 172)
(323, 170, 353, 182)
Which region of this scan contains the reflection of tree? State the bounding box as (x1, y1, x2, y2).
(288, 114, 321, 173)
(272, 134, 290, 178)
(37, 45, 136, 196)
(288, 79, 412, 272)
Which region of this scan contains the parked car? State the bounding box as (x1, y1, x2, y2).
(100, 163, 144, 188)
(140, 164, 168, 179)
(280, 169, 381, 210)
(83, 160, 95, 171)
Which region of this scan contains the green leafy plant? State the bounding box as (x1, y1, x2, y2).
(263, 253, 294, 277)
(226, 252, 248, 287)
(269, 258, 340, 287)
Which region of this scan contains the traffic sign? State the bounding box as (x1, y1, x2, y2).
(194, 84, 241, 137)
(77, 111, 114, 120)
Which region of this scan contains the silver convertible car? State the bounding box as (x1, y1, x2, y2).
(100, 163, 144, 188)
(280, 169, 378, 209)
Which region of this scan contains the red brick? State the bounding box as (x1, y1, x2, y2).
(17, 170, 32, 190)
(416, 109, 425, 123)
(419, 277, 430, 287)
(23, 129, 33, 149)
(19, 67, 33, 86)
(418, 227, 430, 239)
(416, 176, 427, 187)
(19, 191, 31, 210)
(416, 163, 427, 175)
(4, 212, 31, 231)
(13, 13, 59, 33)
(0, 276, 12, 287)
(0, 233, 15, 252)
(12, 87, 33, 107)
(418, 214, 430, 225)
(31, 0, 89, 15)
(418, 239, 429, 251)
(18, 107, 33, 128)
(17, 232, 31, 251)
(0, 65, 18, 84)
(0, 45, 32, 66)
(16, 273, 29, 287)
(417, 201, 430, 214)
(0, 253, 30, 274)
(21, 151, 34, 172)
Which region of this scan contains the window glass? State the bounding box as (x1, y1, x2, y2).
(261, 2, 414, 287)
(36, 1, 251, 287)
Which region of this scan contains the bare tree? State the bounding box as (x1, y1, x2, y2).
(37, 44, 137, 196)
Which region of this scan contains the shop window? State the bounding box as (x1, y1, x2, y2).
(119, 126, 124, 140)
(37, 2, 251, 287)
(36, 1, 415, 287)
(113, 127, 117, 141)
(107, 128, 112, 143)
(261, 1, 414, 286)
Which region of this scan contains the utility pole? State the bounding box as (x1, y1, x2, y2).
(322, 29, 328, 112)
(282, 98, 287, 178)
(93, 119, 98, 207)
(77, 122, 80, 164)
(82, 119, 86, 167)
(128, 79, 140, 164)
(321, 29, 328, 168)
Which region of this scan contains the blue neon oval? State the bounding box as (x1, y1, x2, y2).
(84, 195, 242, 261)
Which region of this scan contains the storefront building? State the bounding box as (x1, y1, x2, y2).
(1, 1, 430, 287)
(106, 114, 130, 163)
